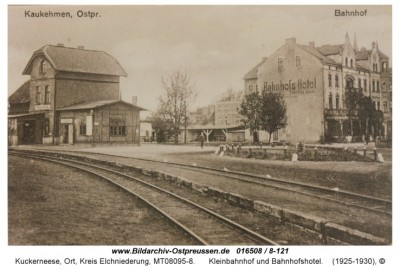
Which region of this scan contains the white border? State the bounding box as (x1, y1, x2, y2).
(2, 1, 398, 270)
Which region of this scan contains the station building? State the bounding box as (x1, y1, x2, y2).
(244, 33, 392, 143)
(8, 44, 144, 145)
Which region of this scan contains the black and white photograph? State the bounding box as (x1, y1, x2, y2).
(3, 2, 398, 270)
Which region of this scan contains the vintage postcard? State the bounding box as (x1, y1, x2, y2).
(5, 3, 396, 270)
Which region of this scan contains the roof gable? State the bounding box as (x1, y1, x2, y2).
(23, 45, 127, 77)
(243, 58, 267, 79)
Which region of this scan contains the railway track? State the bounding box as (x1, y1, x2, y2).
(24, 149, 391, 216)
(9, 151, 279, 246)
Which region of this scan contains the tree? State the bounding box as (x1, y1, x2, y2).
(240, 91, 287, 144)
(157, 69, 197, 144)
(150, 114, 173, 143)
(345, 89, 383, 138)
(260, 92, 288, 143)
(239, 91, 263, 142)
(345, 88, 363, 136)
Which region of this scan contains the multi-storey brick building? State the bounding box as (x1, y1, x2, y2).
(244, 33, 392, 143)
(8, 44, 144, 145)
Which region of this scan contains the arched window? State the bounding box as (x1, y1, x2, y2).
(328, 93, 333, 109)
(345, 77, 354, 90)
(382, 62, 387, 72)
(345, 57, 348, 67)
(335, 93, 340, 109)
(350, 59, 353, 68)
(39, 60, 46, 74)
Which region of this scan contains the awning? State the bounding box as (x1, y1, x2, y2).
(8, 112, 44, 118)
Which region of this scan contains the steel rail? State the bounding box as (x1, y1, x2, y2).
(11, 151, 279, 246)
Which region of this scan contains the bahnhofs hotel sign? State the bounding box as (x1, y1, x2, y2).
(263, 78, 317, 94)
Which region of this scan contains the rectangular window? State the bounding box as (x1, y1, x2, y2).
(80, 123, 86, 135)
(278, 58, 283, 71)
(273, 130, 279, 141)
(335, 94, 340, 109)
(110, 119, 126, 136)
(328, 74, 332, 87)
(36, 86, 41, 104)
(44, 119, 49, 136)
(335, 75, 339, 87)
(249, 84, 253, 91)
(364, 79, 367, 92)
(44, 86, 50, 104)
(358, 78, 361, 89)
(372, 80, 375, 92)
(383, 102, 388, 112)
(296, 56, 301, 67)
(377, 101, 380, 111)
(377, 81, 380, 92)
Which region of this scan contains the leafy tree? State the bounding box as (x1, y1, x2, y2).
(260, 92, 288, 143)
(240, 91, 287, 144)
(149, 114, 173, 143)
(345, 89, 383, 138)
(345, 89, 363, 136)
(157, 69, 197, 144)
(239, 91, 263, 141)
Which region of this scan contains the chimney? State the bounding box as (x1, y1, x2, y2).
(56, 43, 64, 47)
(309, 41, 315, 48)
(285, 38, 296, 49)
(77, 45, 85, 50)
(132, 96, 137, 106)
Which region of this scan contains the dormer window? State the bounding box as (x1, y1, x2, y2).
(39, 60, 46, 74)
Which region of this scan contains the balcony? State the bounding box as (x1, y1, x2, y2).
(324, 108, 348, 117)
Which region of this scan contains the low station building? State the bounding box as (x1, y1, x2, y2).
(8, 44, 144, 145)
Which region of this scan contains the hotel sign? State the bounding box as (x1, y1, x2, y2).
(263, 78, 317, 94)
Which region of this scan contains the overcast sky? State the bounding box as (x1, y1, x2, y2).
(8, 5, 391, 114)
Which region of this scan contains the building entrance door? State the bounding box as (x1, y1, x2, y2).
(63, 124, 74, 144)
(23, 120, 36, 144)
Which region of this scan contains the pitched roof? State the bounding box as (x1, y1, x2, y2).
(355, 49, 370, 60)
(8, 81, 30, 104)
(243, 57, 267, 79)
(23, 45, 127, 76)
(316, 44, 343, 56)
(57, 100, 146, 111)
(377, 49, 389, 59)
(297, 44, 337, 65)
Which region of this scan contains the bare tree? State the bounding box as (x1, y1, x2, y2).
(157, 69, 197, 144)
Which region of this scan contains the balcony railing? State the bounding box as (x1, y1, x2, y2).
(324, 108, 349, 117)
